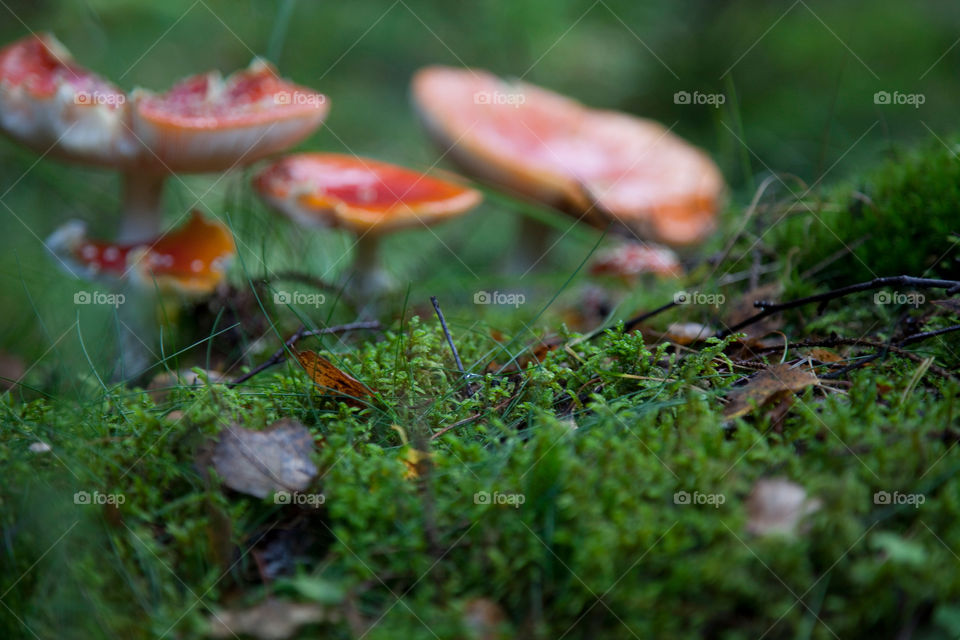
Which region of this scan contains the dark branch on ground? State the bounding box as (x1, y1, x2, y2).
(431, 295, 475, 398)
(229, 320, 381, 387)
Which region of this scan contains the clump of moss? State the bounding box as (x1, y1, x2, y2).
(771, 137, 960, 282)
(3, 317, 960, 638)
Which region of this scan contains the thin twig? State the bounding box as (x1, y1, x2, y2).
(719, 275, 960, 337)
(622, 300, 680, 333)
(744, 336, 958, 381)
(431, 296, 475, 397)
(229, 320, 381, 387)
(819, 324, 960, 380)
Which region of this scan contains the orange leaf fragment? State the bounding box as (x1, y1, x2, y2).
(294, 350, 372, 405)
(723, 363, 819, 420)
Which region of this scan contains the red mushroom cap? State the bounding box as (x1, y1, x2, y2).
(47, 210, 236, 294)
(253, 153, 482, 234)
(132, 60, 328, 173)
(411, 66, 725, 246)
(0, 33, 134, 166)
(589, 240, 683, 279)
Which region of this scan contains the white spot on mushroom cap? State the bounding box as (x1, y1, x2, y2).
(191, 259, 204, 273)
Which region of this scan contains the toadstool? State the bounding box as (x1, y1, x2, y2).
(411, 66, 725, 248)
(253, 153, 481, 298)
(0, 33, 329, 242)
(47, 209, 236, 295)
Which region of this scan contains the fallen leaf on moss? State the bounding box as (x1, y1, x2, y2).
(746, 478, 821, 536)
(207, 598, 333, 639)
(211, 419, 317, 499)
(805, 348, 843, 364)
(724, 363, 819, 419)
(295, 350, 371, 405)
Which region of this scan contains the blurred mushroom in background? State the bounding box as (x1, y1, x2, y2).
(411, 65, 725, 268)
(254, 152, 481, 302)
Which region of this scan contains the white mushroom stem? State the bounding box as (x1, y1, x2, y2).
(351, 233, 394, 299)
(118, 171, 167, 243)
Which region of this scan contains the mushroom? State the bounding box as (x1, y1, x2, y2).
(253, 153, 482, 298)
(0, 33, 328, 241)
(0, 32, 134, 164)
(47, 210, 236, 295)
(47, 210, 236, 376)
(411, 66, 725, 250)
(589, 240, 683, 280)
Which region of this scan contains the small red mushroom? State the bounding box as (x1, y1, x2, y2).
(253, 153, 481, 297)
(411, 66, 725, 248)
(47, 210, 236, 295)
(589, 240, 683, 280)
(0, 33, 328, 242)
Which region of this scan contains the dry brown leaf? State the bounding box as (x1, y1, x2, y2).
(805, 348, 843, 364)
(211, 419, 317, 499)
(295, 350, 371, 406)
(723, 363, 819, 420)
(207, 598, 333, 639)
(746, 478, 821, 537)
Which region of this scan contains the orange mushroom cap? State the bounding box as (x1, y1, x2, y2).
(0, 33, 135, 166)
(47, 210, 236, 294)
(253, 153, 482, 234)
(132, 60, 328, 173)
(411, 66, 725, 246)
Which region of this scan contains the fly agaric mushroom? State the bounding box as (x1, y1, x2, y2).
(589, 240, 683, 280)
(0, 33, 328, 242)
(0, 32, 133, 165)
(411, 66, 724, 247)
(47, 210, 236, 295)
(253, 153, 481, 297)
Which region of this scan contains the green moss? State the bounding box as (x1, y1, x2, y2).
(772, 138, 960, 282)
(3, 318, 960, 638)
